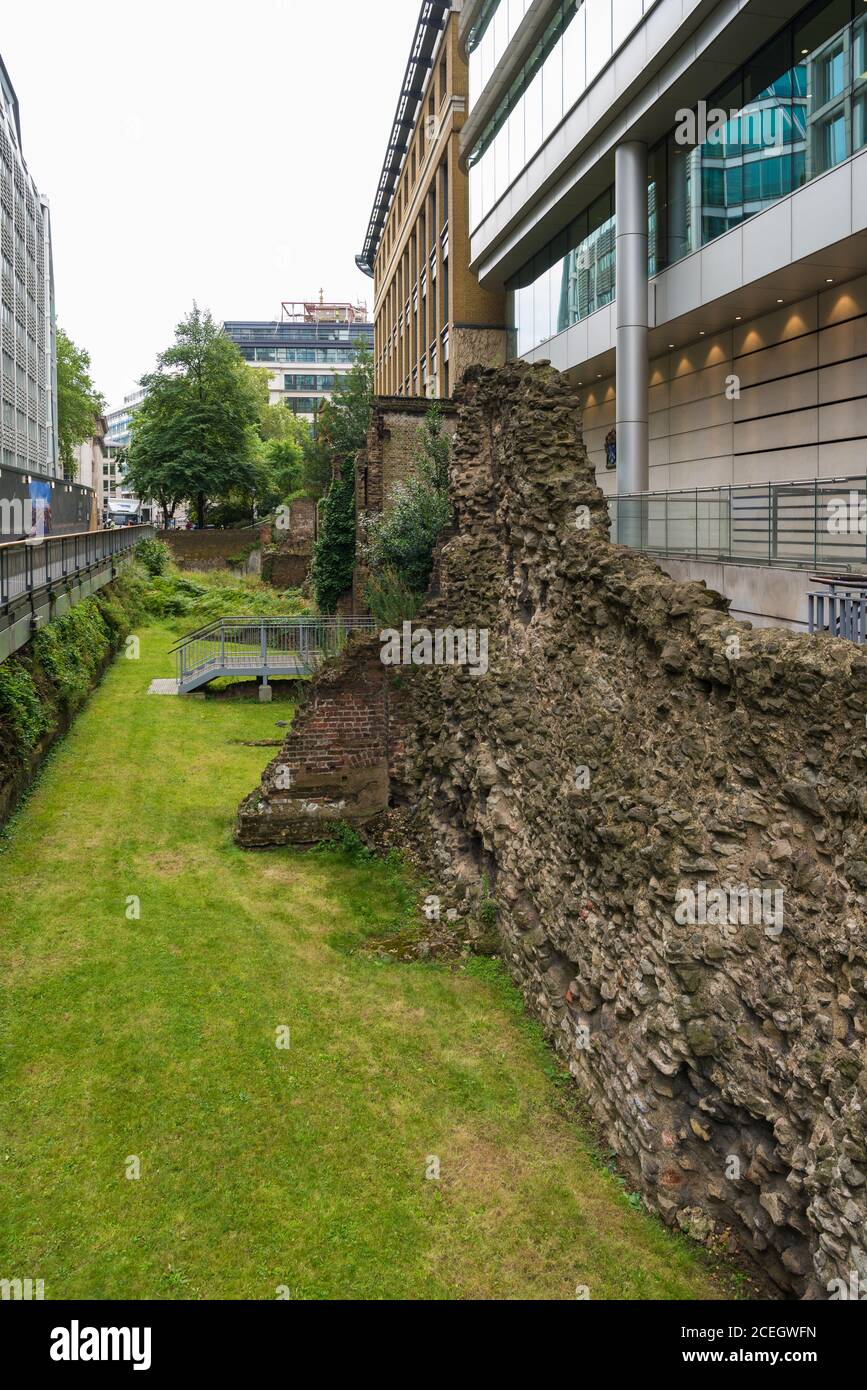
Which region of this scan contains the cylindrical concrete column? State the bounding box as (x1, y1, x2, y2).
(615, 141, 649, 547)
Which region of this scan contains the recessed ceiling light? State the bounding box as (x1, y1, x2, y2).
(668, 343, 675, 349)
(825, 277, 835, 284)
(699, 330, 706, 336)
(735, 315, 743, 321)
(596, 373, 602, 379)
(776, 298, 784, 304)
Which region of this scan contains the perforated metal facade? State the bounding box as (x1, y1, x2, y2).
(0, 54, 58, 482)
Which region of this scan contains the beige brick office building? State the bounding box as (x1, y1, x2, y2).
(356, 1, 507, 399)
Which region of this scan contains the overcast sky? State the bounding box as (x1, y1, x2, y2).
(1, 0, 418, 407)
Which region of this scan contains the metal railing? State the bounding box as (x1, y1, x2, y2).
(172, 615, 376, 692)
(609, 476, 867, 572)
(808, 587, 867, 644)
(0, 525, 155, 608)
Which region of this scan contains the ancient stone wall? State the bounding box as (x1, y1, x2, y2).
(262, 499, 318, 590)
(352, 397, 459, 614)
(159, 527, 258, 572)
(450, 326, 508, 388)
(239, 362, 867, 1298)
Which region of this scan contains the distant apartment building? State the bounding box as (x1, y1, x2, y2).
(459, 0, 867, 626)
(0, 52, 91, 536)
(356, 0, 507, 399)
(103, 387, 153, 524)
(223, 298, 374, 424)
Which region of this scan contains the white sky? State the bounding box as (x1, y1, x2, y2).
(1, 0, 419, 406)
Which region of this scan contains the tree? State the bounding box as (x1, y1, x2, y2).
(259, 401, 297, 442)
(315, 341, 374, 464)
(56, 328, 105, 478)
(126, 305, 263, 528)
(299, 433, 333, 498)
(310, 345, 374, 613)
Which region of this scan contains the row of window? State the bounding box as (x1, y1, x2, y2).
(285, 397, 322, 416)
(227, 325, 366, 344)
(508, 0, 867, 355)
(377, 47, 451, 272)
(239, 346, 361, 364)
(468, 0, 648, 228)
(377, 157, 451, 395)
(0, 447, 42, 473)
(283, 374, 336, 392)
(468, 0, 532, 108)
(2, 349, 39, 390)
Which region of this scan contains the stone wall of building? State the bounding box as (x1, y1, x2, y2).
(238, 361, 867, 1298)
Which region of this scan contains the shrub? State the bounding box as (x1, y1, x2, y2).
(33, 603, 113, 710)
(364, 566, 424, 627)
(314, 821, 374, 863)
(362, 475, 449, 597)
(135, 537, 172, 577)
(361, 405, 452, 601)
(0, 571, 141, 776)
(136, 567, 310, 627)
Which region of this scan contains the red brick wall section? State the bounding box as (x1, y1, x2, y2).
(281, 649, 387, 778)
(235, 638, 390, 845)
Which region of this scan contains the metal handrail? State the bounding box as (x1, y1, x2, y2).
(0, 524, 155, 609)
(609, 474, 867, 573)
(808, 589, 867, 644)
(173, 615, 376, 690)
(169, 614, 374, 652)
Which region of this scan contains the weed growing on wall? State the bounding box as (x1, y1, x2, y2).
(0, 571, 145, 775)
(0, 661, 50, 755)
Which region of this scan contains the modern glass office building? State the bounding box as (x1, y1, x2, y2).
(0, 52, 96, 537)
(460, 0, 867, 624)
(0, 52, 58, 483)
(223, 300, 374, 423)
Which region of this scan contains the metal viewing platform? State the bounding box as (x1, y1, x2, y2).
(171, 616, 376, 695)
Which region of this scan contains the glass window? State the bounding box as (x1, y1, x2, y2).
(795, 0, 851, 176)
(524, 64, 543, 164)
(508, 97, 525, 182)
(542, 19, 564, 141)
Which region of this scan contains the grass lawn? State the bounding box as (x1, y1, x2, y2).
(0, 621, 738, 1300)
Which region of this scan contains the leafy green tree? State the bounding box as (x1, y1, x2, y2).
(315, 342, 374, 464)
(126, 305, 263, 529)
(299, 433, 333, 498)
(56, 328, 105, 478)
(258, 401, 297, 442)
(311, 346, 374, 612)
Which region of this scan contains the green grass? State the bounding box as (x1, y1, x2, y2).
(0, 623, 736, 1301)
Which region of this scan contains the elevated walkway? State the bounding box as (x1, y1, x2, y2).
(0, 525, 154, 664)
